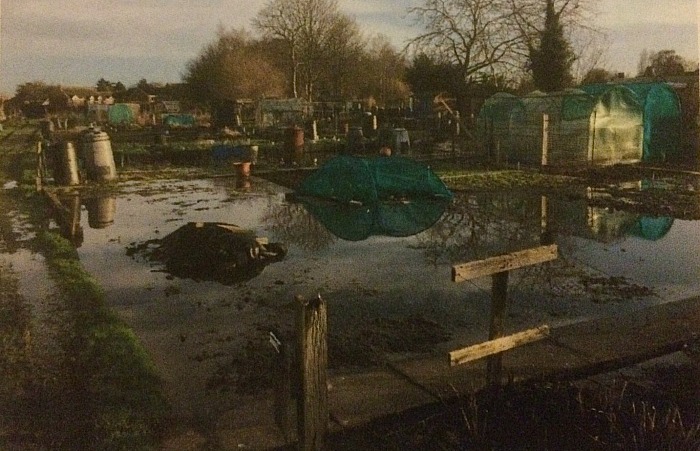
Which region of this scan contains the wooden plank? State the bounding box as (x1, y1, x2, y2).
(452, 244, 558, 283)
(449, 325, 551, 367)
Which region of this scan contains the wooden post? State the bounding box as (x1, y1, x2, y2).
(486, 272, 508, 384)
(588, 110, 597, 164)
(541, 113, 549, 167)
(36, 141, 44, 191)
(450, 245, 558, 385)
(296, 294, 328, 451)
(449, 326, 550, 366)
(452, 244, 558, 283)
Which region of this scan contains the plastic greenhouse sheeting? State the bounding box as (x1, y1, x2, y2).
(580, 82, 681, 162)
(296, 155, 453, 204)
(478, 86, 644, 166)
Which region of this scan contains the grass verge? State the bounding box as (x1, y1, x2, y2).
(31, 230, 169, 450)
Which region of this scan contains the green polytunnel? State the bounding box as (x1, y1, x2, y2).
(580, 82, 682, 162)
(478, 86, 644, 166)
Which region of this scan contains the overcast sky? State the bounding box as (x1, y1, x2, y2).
(0, 0, 697, 94)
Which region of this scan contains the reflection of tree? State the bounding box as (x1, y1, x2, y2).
(418, 192, 543, 265)
(262, 201, 336, 252)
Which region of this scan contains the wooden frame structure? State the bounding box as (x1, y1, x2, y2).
(449, 244, 558, 383)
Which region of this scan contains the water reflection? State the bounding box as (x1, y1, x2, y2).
(548, 187, 674, 243)
(57, 193, 84, 247)
(627, 216, 674, 241)
(85, 194, 116, 229)
(298, 196, 451, 241)
(51, 193, 119, 246)
(418, 188, 676, 267)
(420, 192, 545, 264)
(263, 201, 337, 252)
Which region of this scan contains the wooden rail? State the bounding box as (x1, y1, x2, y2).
(449, 244, 558, 378)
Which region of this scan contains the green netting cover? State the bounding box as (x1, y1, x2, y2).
(296, 155, 453, 204)
(108, 103, 135, 125)
(295, 155, 452, 240)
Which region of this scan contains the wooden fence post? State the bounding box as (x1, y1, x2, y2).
(541, 113, 549, 167)
(450, 245, 558, 383)
(296, 294, 328, 451)
(486, 271, 508, 384)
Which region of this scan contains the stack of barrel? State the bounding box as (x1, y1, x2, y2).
(53, 126, 117, 186)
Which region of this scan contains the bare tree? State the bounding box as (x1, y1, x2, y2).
(314, 15, 365, 101)
(182, 27, 285, 107)
(254, 0, 357, 101)
(408, 0, 602, 91)
(408, 0, 521, 83)
(358, 35, 410, 107)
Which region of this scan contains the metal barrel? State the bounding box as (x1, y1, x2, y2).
(346, 126, 365, 153)
(82, 129, 117, 181)
(284, 126, 304, 164)
(56, 141, 81, 186)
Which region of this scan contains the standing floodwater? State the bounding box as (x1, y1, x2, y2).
(56, 175, 700, 444)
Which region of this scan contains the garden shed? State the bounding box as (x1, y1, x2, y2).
(478, 86, 644, 166)
(580, 82, 682, 162)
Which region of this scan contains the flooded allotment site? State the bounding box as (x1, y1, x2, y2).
(4, 167, 700, 446)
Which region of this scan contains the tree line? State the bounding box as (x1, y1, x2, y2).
(8, 0, 697, 119)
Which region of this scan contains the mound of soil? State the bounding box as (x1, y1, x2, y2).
(127, 222, 287, 284)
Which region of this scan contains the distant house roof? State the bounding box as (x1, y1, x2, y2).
(259, 98, 309, 113)
(158, 100, 180, 113)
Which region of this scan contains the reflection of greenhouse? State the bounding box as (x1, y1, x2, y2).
(478, 82, 682, 166)
(547, 187, 674, 243)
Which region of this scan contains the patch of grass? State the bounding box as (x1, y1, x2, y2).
(32, 230, 169, 450)
(438, 169, 582, 193)
(326, 378, 700, 450)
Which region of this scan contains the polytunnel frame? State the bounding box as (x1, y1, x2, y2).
(477, 87, 645, 166)
(580, 82, 682, 162)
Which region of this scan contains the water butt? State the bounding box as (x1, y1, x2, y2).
(237, 161, 252, 178)
(284, 126, 304, 165)
(82, 128, 117, 181)
(249, 145, 259, 165)
(55, 141, 81, 186)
